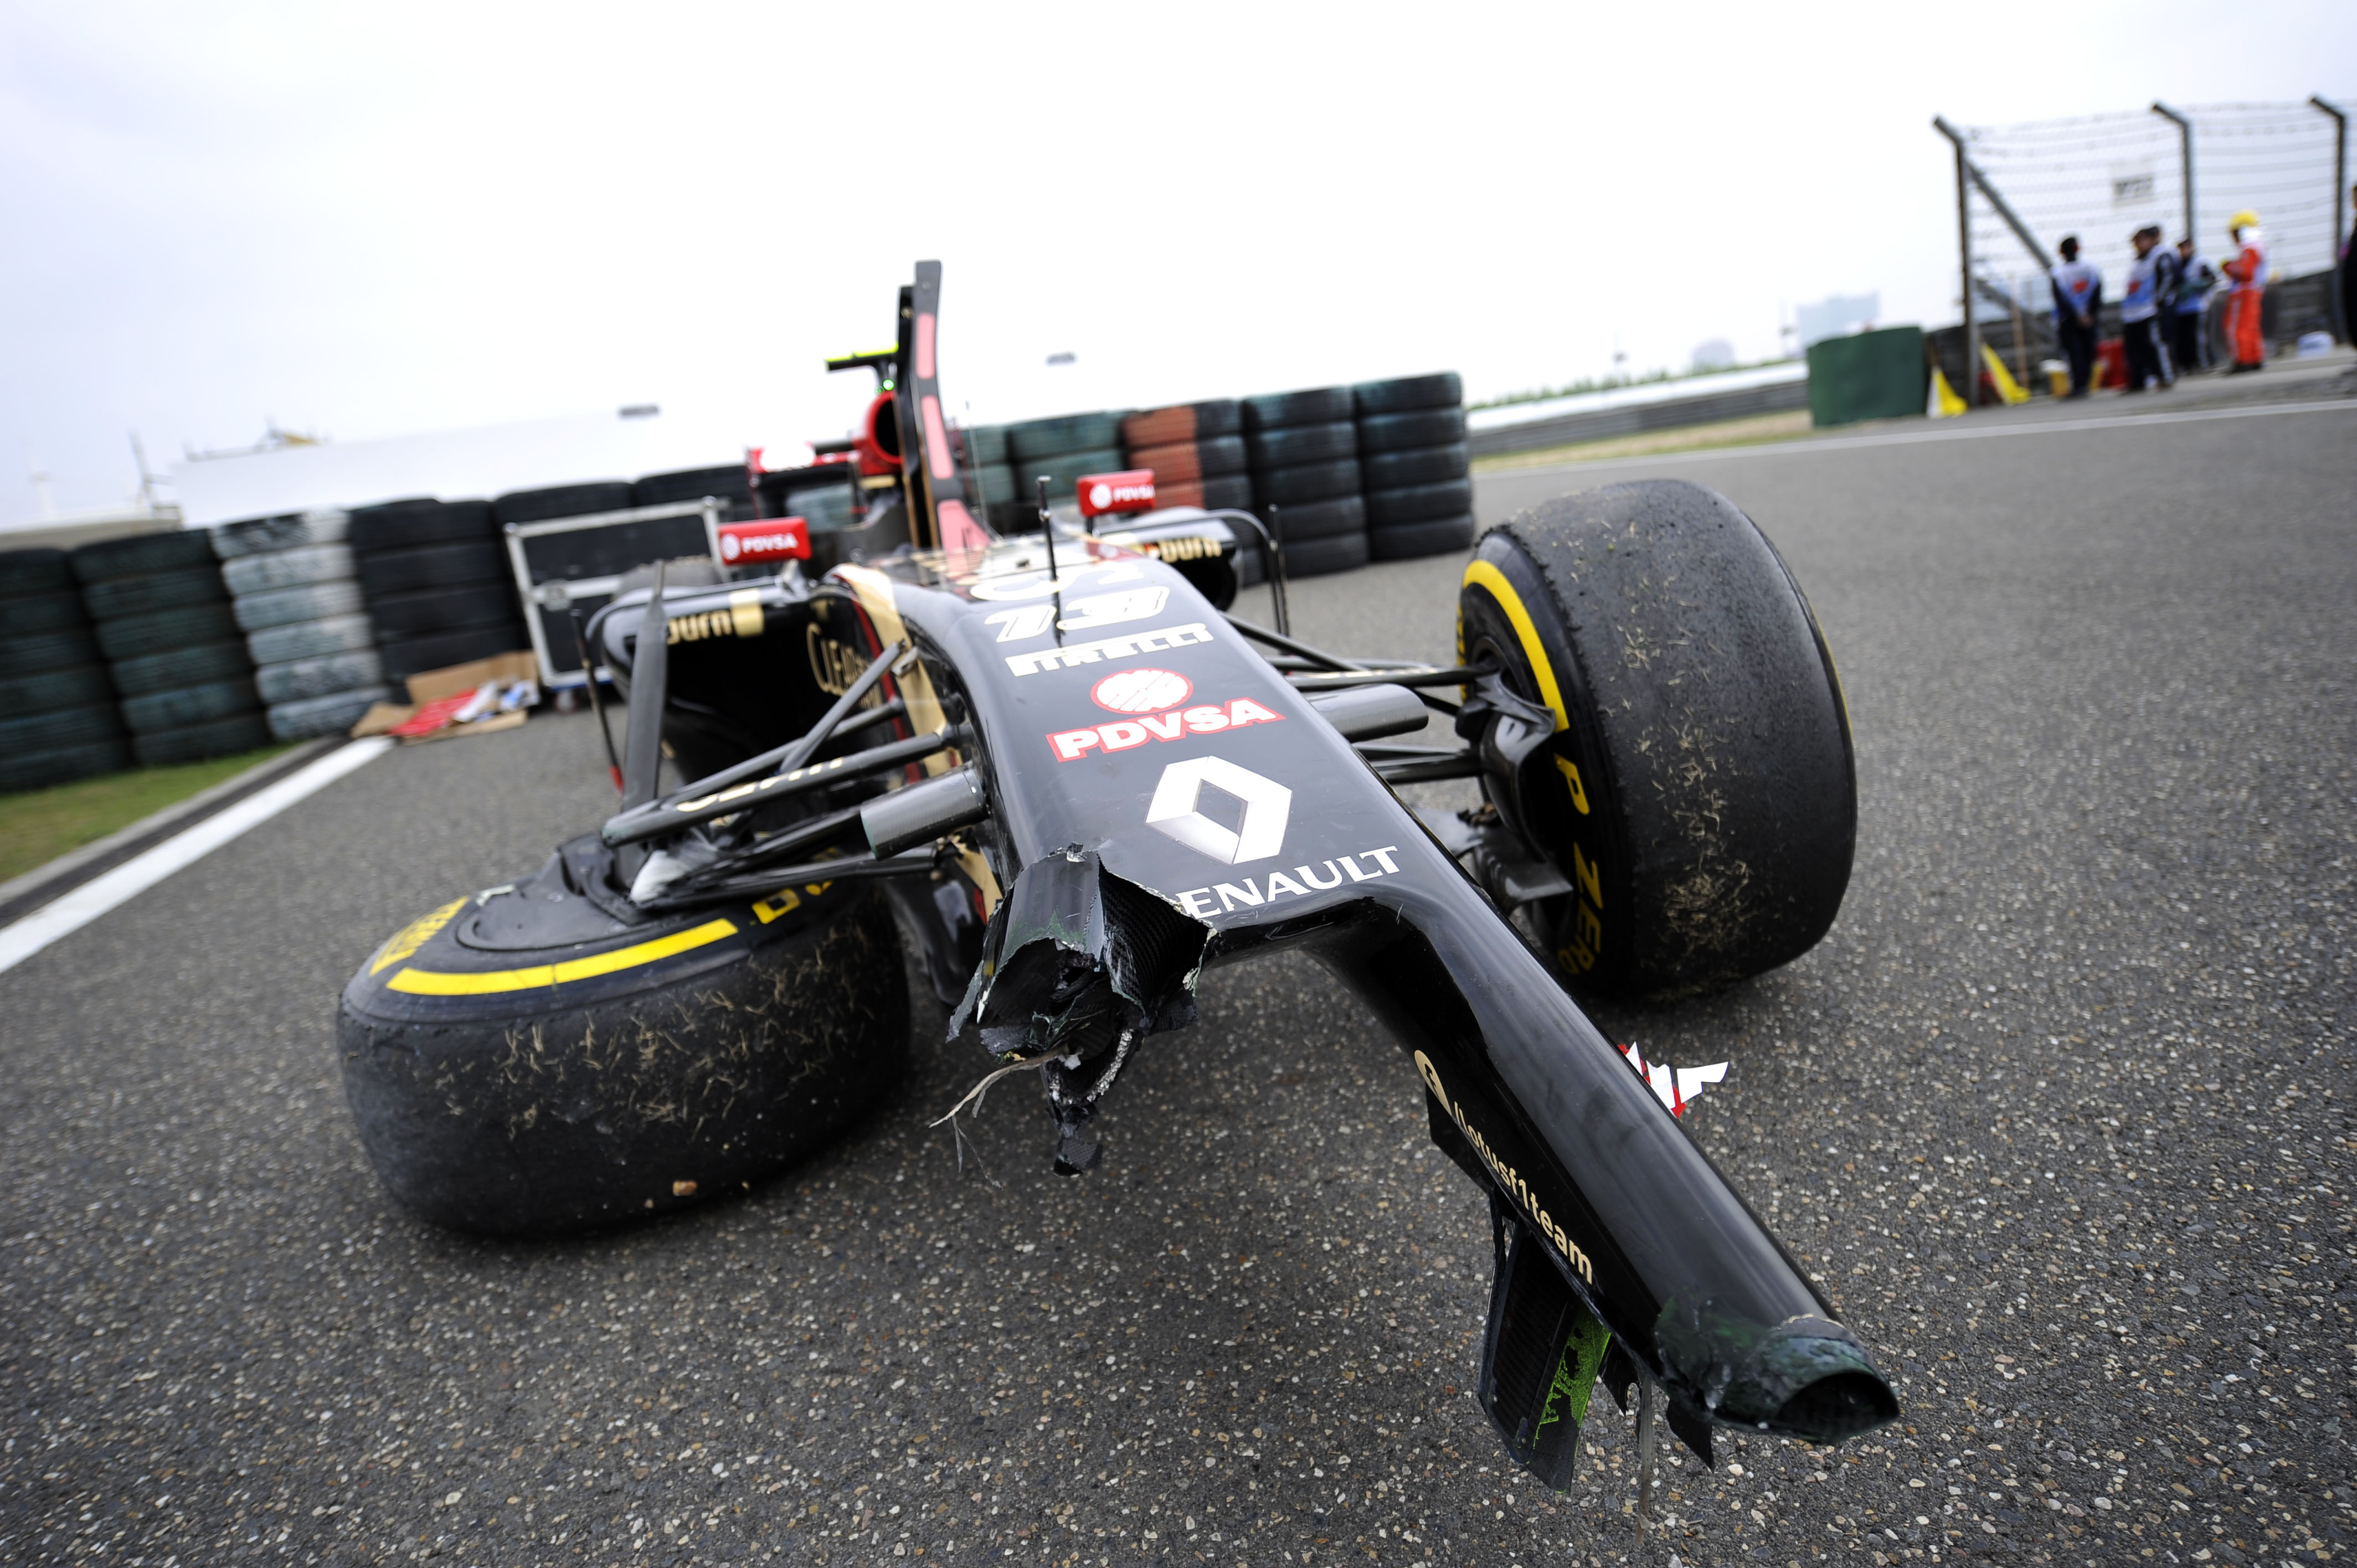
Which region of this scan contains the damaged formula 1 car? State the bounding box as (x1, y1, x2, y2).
(336, 262, 1896, 1508)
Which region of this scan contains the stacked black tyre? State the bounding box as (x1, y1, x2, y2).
(1353, 373, 1473, 560)
(1003, 413, 1126, 522)
(0, 548, 130, 791)
(956, 425, 1020, 523)
(1119, 401, 1251, 513)
(74, 532, 270, 767)
(214, 509, 389, 742)
(1242, 386, 1366, 577)
(353, 497, 532, 688)
(630, 465, 755, 521)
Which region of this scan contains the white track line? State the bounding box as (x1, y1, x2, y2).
(1507, 395, 2357, 473)
(0, 736, 395, 978)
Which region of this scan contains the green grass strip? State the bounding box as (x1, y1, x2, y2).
(0, 744, 300, 886)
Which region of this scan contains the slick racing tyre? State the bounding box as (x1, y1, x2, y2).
(1370, 513, 1476, 560)
(1241, 386, 1354, 432)
(1361, 440, 1470, 491)
(1250, 458, 1360, 506)
(492, 482, 632, 526)
(1120, 400, 1241, 447)
(255, 649, 385, 705)
(1365, 477, 1472, 527)
(94, 602, 241, 662)
(267, 686, 392, 741)
(365, 584, 517, 638)
(0, 662, 114, 716)
(1276, 530, 1370, 578)
(1458, 479, 1854, 998)
(220, 543, 356, 596)
(247, 613, 376, 667)
(10, 627, 102, 674)
(1244, 420, 1357, 468)
(0, 739, 130, 793)
(131, 711, 271, 767)
(80, 566, 228, 622)
(0, 592, 91, 635)
(1004, 412, 1123, 465)
(231, 579, 365, 632)
(354, 541, 507, 598)
(378, 624, 529, 683)
(1266, 493, 1366, 541)
(1357, 406, 1466, 452)
(70, 530, 215, 582)
(1351, 371, 1461, 416)
(0, 548, 73, 597)
(349, 499, 495, 554)
(212, 509, 350, 559)
(337, 855, 909, 1236)
(119, 676, 260, 734)
(108, 639, 253, 698)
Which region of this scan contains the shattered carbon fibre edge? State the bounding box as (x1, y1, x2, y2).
(336, 892, 909, 1237)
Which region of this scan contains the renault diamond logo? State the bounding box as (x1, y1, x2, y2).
(1145, 757, 1292, 864)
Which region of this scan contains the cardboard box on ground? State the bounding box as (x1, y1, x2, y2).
(349, 651, 541, 745)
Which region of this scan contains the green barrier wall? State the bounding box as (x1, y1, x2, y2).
(1806, 326, 1928, 428)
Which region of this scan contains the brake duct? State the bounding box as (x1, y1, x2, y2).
(947, 847, 1211, 1174)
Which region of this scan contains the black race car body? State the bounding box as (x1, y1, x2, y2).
(342, 261, 1894, 1507)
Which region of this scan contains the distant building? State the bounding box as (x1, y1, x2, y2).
(1690, 339, 1736, 372)
(1794, 293, 1881, 349)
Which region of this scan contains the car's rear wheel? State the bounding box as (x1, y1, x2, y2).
(337, 843, 909, 1237)
(1457, 479, 1854, 998)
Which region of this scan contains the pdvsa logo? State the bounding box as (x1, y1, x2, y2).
(715, 518, 809, 564)
(1079, 470, 1156, 519)
(1092, 668, 1191, 713)
(1047, 672, 1283, 762)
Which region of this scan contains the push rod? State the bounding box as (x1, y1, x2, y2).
(603, 725, 959, 847)
(600, 642, 905, 843)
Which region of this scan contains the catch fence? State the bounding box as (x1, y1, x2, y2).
(1931, 99, 2351, 400)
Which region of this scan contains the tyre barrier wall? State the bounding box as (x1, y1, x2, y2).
(1241, 385, 1366, 578)
(1104, 374, 1471, 574)
(216, 509, 392, 742)
(74, 531, 271, 770)
(1352, 372, 1474, 561)
(0, 546, 132, 792)
(353, 497, 531, 688)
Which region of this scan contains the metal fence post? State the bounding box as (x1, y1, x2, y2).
(2314, 96, 2349, 341)
(2152, 102, 2196, 246)
(1934, 117, 1980, 408)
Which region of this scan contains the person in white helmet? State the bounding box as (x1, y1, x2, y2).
(2221, 210, 2269, 373)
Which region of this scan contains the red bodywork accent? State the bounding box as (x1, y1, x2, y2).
(716, 517, 810, 564)
(935, 499, 991, 553)
(856, 394, 900, 476)
(923, 396, 955, 480)
(915, 313, 936, 379)
(1077, 469, 1157, 519)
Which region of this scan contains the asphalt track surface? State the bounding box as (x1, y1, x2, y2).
(3, 386, 2353, 1568)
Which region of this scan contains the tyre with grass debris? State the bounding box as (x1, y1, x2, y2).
(336, 854, 909, 1236)
(1456, 478, 1854, 998)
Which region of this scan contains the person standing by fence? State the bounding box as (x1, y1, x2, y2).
(2220, 210, 2269, 373)
(2174, 238, 2216, 373)
(2119, 226, 2169, 391)
(2050, 236, 2101, 397)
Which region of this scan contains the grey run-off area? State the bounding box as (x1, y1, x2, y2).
(1, 390, 2351, 1565)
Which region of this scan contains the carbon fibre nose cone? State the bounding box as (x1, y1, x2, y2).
(1655, 1298, 1899, 1441)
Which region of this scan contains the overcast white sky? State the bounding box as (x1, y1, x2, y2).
(4, 1, 2351, 520)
